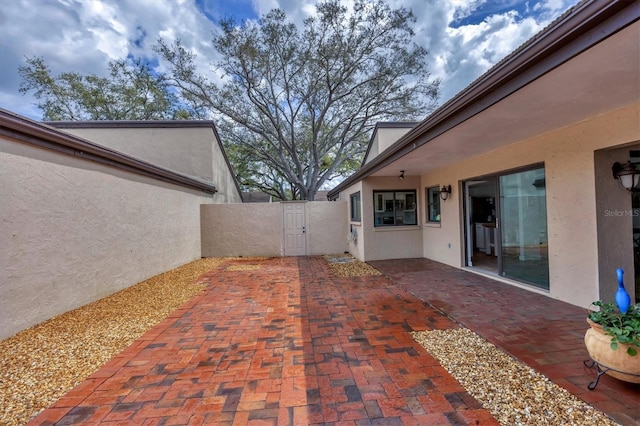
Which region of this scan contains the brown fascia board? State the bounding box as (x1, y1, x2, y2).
(47, 119, 244, 202)
(45, 119, 220, 130)
(327, 0, 638, 200)
(1, 110, 218, 194)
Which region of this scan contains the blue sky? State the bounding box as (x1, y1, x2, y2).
(452, 0, 534, 26)
(196, 0, 259, 23)
(0, 0, 580, 120)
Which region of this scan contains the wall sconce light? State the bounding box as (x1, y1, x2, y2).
(612, 161, 640, 192)
(398, 170, 405, 181)
(440, 185, 452, 201)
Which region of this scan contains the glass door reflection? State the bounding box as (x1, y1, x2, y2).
(499, 168, 549, 289)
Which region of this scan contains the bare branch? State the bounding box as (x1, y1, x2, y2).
(155, 0, 439, 199)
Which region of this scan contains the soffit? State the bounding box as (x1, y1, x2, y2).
(370, 20, 639, 178)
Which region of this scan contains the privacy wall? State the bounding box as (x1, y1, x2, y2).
(201, 201, 348, 257)
(0, 118, 215, 340)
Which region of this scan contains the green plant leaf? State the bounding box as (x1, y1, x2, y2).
(590, 301, 639, 356)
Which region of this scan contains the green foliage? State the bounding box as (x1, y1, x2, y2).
(157, 0, 439, 200)
(19, 56, 191, 120)
(589, 301, 640, 356)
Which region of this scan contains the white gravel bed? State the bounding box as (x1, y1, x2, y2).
(323, 254, 382, 277)
(411, 328, 618, 426)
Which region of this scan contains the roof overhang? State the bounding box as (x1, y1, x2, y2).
(328, 0, 639, 200)
(0, 110, 219, 195)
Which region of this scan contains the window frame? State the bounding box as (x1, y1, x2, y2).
(373, 190, 417, 227)
(350, 191, 361, 222)
(426, 186, 441, 223)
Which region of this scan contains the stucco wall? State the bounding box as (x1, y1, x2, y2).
(362, 176, 423, 261)
(201, 203, 282, 257)
(365, 127, 413, 164)
(421, 104, 640, 308)
(307, 201, 348, 255)
(57, 126, 242, 204)
(200, 202, 348, 257)
(0, 136, 212, 340)
(209, 132, 243, 204)
(594, 144, 640, 301)
(338, 177, 423, 262)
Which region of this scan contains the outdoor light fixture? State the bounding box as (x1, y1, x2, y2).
(612, 161, 640, 192)
(440, 185, 452, 201)
(398, 170, 405, 181)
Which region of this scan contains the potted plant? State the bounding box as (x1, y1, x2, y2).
(584, 300, 640, 387)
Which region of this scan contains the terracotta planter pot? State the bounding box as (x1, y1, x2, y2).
(584, 318, 640, 383)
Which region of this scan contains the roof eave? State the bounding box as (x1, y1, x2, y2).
(1, 109, 218, 195)
(328, 0, 637, 200)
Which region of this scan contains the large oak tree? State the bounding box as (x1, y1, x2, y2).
(19, 57, 189, 121)
(157, 0, 439, 200)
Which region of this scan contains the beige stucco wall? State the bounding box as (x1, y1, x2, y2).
(59, 126, 242, 204)
(0, 136, 212, 340)
(421, 103, 640, 308)
(338, 176, 423, 262)
(201, 201, 348, 257)
(201, 203, 283, 257)
(365, 127, 413, 164)
(307, 201, 349, 255)
(363, 176, 423, 261)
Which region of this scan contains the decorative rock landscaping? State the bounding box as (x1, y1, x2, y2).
(0, 258, 227, 426)
(411, 328, 617, 425)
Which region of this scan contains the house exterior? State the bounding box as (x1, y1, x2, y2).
(243, 191, 275, 203)
(0, 112, 242, 339)
(362, 122, 418, 165)
(47, 120, 243, 204)
(1, 111, 350, 339)
(242, 190, 331, 202)
(328, 0, 640, 309)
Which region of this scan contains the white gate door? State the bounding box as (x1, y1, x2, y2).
(283, 202, 307, 256)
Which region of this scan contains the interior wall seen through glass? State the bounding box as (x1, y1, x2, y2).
(374, 190, 417, 226)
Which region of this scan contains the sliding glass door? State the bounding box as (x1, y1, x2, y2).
(499, 168, 549, 289)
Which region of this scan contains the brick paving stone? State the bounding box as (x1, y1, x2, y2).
(370, 257, 640, 425)
(27, 256, 562, 425)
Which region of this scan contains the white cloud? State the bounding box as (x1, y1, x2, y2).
(398, 0, 578, 102)
(0, 0, 579, 120)
(255, 0, 317, 24)
(0, 0, 220, 118)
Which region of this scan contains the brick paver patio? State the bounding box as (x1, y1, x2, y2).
(370, 258, 640, 425)
(27, 256, 638, 425)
